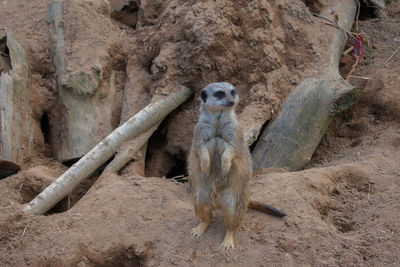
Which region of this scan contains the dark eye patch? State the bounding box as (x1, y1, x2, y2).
(213, 91, 226, 99)
(200, 90, 207, 102)
(231, 89, 236, 96)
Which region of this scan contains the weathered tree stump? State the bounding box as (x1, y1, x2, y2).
(0, 29, 33, 171)
(109, 58, 153, 176)
(46, 1, 118, 162)
(252, 0, 358, 171)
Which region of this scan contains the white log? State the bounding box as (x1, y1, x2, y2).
(24, 86, 193, 215)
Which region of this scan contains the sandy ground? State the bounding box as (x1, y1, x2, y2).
(1, 0, 400, 266)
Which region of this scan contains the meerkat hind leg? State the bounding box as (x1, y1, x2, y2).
(191, 200, 213, 238)
(219, 190, 245, 250)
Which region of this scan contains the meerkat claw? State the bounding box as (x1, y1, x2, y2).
(220, 241, 234, 250)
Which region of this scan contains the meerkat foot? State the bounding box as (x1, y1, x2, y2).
(190, 222, 210, 238)
(220, 230, 235, 250)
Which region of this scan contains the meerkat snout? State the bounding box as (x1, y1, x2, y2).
(200, 82, 238, 111)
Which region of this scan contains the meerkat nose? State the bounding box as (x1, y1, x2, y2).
(228, 101, 235, 106)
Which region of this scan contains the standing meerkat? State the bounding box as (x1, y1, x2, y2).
(188, 82, 248, 250)
(188, 82, 285, 250)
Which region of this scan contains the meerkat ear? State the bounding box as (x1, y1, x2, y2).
(200, 90, 207, 102)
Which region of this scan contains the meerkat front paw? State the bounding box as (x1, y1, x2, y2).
(221, 144, 234, 177)
(199, 145, 211, 174)
(200, 158, 211, 174)
(221, 157, 232, 177)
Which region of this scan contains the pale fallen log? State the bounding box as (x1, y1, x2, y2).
(24, 86, 193, 215)
(252, 0, 357, 171)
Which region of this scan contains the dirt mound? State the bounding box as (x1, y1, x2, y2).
(1, 0, 400, 266)
(1, 155, 399, 266)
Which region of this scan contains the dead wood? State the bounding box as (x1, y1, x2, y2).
(46, 2, 117, 162)
(0, 29, 33, 167)
(108, 59, 152, 176)
(23, 86, 193, 215)
(252, 0, 358, 171)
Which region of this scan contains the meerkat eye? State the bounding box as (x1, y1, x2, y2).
(213, 91, 226, 99)
(231, 90, 236, 96)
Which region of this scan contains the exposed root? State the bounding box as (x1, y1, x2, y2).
(346, 55, 360, 82)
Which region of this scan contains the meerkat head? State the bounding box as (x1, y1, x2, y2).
(200, 82, 239, 112)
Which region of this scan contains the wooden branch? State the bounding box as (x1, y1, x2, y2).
(23, 86, 193, 215)
(252, 0, 357, 171)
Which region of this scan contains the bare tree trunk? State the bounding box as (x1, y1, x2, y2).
(0, 29, 33, 167)
(252, 0, 357, 171)
(109, 58, 152, 176)
(24, 86, 193, 215)
(46, 2, 117, 162)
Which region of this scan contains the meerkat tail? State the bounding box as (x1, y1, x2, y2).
(248, 200, 287, 217)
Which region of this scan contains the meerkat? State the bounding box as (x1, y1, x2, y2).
(188, 82, 285, 250)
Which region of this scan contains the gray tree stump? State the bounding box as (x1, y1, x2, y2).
(46, 2, 116, 162)
(0, 29, 33, 169)
(252, 0, 358, 171)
